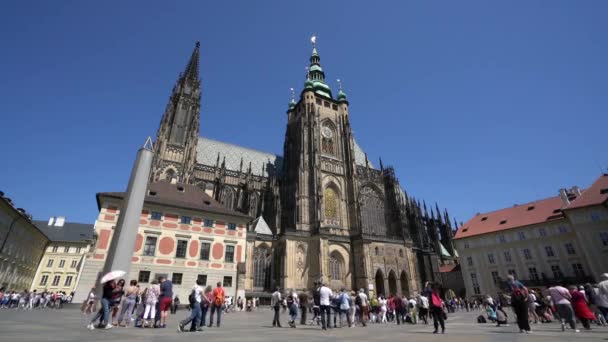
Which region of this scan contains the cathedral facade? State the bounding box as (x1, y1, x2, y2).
(150, 41, 458, 297)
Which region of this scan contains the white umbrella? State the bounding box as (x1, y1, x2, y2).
(100, 270, 126, 284)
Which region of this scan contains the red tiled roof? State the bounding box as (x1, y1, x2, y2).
(566, 174, 608, 210)
(454, 196, 566, 240)
(439, 264, 460, 273)
(454, 174, 608, 240)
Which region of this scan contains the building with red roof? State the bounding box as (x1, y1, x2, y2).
(453, 174, 608, 298)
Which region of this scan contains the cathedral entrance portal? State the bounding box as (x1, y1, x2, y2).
(375, 269, 385, 297)
(388, 270, 397, 296)
(400, 271, 409, 297)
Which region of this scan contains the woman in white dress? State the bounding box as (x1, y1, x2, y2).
(380, 296, 388, 323)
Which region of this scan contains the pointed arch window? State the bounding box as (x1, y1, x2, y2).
(324, 187, 339, 221)
(321, 122, 336, 156)
(253, 246, 271, 289)
(221, 187, 235, 210)
(329, 252, 344, 280)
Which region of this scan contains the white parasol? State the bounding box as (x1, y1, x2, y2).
(100, 270, 126, 284)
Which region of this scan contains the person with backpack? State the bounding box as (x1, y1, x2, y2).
(429, 282, 445, 334)
(177, 278, 204, 333)
(208, 282, 225, 327)
(507, 274, 531, 333)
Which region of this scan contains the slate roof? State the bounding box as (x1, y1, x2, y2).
(97, 181, 250, 220)
(33, 220, 95, 243)
(196, 136, 371, 177)
(251, 216, 272, 235)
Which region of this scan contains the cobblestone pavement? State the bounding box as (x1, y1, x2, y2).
(0, 307, 606, 342)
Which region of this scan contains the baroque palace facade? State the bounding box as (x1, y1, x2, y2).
(149, 40, 459, 297)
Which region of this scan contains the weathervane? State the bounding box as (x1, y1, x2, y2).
(310, 34, 317, 47)
(290, 87, 295, 101)
(337, 78, 343, 91)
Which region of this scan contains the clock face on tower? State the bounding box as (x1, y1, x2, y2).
(321, 126, 333, 139)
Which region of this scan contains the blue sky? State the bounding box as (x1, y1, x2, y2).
(1, 1, 606, 225)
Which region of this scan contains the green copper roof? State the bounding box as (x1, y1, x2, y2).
(315, 89, 332, 98)
(288, 98, 296, 109)
(309, 64, 323, 72)
(337, 89, 347, 101)
(311, 47, 319, 56)
(304, 78, 313, 89)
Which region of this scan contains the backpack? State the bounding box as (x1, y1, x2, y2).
(512, 288, 526, 302)
(477, 315, 487, 323)
(214, 289, 224, 306)
(188, 289, 196, 306)
(355, 294, 362, 306)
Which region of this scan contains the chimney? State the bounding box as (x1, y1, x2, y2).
(559, 189, 570, 207)
(48, 216, 55, 226)
(572, 186, 582, 197)
(55, 216, 65, 227)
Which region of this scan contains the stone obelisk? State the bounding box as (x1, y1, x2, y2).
(98, 137, 154, 285)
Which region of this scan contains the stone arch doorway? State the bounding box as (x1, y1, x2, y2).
(400, 271, 409, 297)
(375, 269, 385, 298)
(388, 270, 398, 296)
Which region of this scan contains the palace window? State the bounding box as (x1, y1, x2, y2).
(551, 265, 563, 279)
(138, 271, 150, 283)
(40, 275, 49, 286)
(175, 240, 188, 258)
(225, 245, 235, 263)
(498, 235, 506, 243)
(467, 256, 473, 266)
(223, 276, 233, 287)
(197, 274, 207, 286)
(52, 246, 59, 253)
(600, 232, 608, 246)
(58, 260, 65, 268)
(491, 271, 500, 284)
(572, 263, 585, 278)
(487, 253, 495, 264)
(143, 236, 157, 256)
(523, 249, 532, 260)
(529, 267, 539, 281)
(538, 228, 547, 237)
(518, 232, 526, 240)
(470, 273, 480, 295)
(565, 243, 576, 255)
(64, 247, 69, 253)
(181, 216, 191, 224)
(47, 259, 54, 268)
(504, 251, 512, 263)
(200, 242, 211, 260)
(172, 273, 183, 285)
(70, 260, 78, 268)
(204, 219, 214, 227)
(51, 275, 61, 287)
(228, 223, 237, 230)
(545, 246, 555, 257)
(64, 276, 73, 287)
(508, 269, 517, 279)
(324, 187, 339, 221)
(329, 252, 344, 281)
(151, 212, 162, 220)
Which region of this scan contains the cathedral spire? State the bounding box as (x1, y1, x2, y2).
(435, 203, 443, 225)
(182, 41, 200, 83)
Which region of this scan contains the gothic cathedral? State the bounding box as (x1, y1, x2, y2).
(150, 41, 458, 297)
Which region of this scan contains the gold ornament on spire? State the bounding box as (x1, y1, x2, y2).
(310, 35, 317, 46)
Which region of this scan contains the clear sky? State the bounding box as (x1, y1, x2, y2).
(1, 1, 607, 225)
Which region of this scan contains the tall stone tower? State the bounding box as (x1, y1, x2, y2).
(150, 42, 201, 184)
(278, 38, 359, 290)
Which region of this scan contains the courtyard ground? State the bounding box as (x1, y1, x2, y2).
(0, 307, 606, 342)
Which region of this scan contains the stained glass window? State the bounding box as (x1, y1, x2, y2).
(329, 252, 343, 280)
(324, 187, 339, 220)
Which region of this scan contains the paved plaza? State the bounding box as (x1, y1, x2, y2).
(0, 308, 606, 342)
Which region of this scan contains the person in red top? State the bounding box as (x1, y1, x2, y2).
(387, 296, 396, 322)
(208, 282, 225, 327)
(429, 283, 445, 334)
(570, 286, 595, 330)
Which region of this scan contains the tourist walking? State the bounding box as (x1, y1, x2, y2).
(597, 274, 608, 322)
(299, 291, 308, 325)
(199, 286, 212, 328)
(110, 279, 125, 325)
(319, 282, 333, 330)
(177, 278, 204, 333)
(117, 280, 139, 327)
(570, 286, 595, 330)
(507, 274, 531, 333)
(87, 279, 116, 330)
(271, 287, 282, 327)
(356, 288, 369, 327)
(548, 284, 578, 332)
(208, 281, 225, 327)
(287, 289, 299, 328)
(429, 283, 445, 334)
(418, 293, 429, 324)
(338, 288, 352, 327)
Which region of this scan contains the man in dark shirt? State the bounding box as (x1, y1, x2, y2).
(87, 280, 115, 330)
(299, 291, 309, 325)
(157, 276, 173, 328)
(312, 282, 321, 325)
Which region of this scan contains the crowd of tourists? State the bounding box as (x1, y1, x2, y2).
(267, 281, 448, 334)
(0, 288, 73, 309)
(84, 275, 228, 332)
(478, 273, 608, 333)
